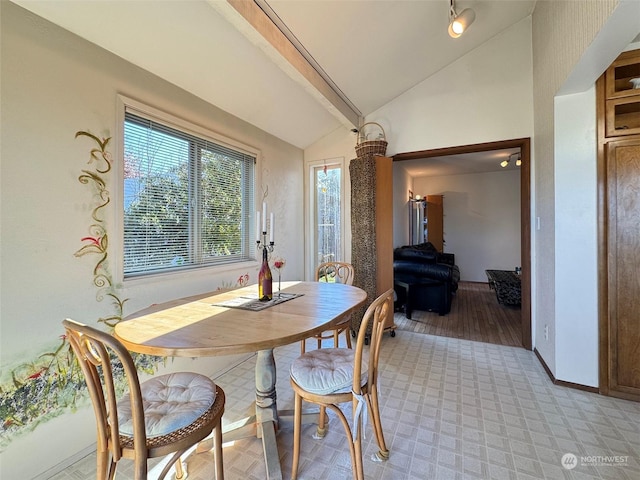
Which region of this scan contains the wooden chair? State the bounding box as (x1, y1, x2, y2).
(62, 319, 225, 480)
(301, 261, 356, 353)
(289, 288, 393, 480)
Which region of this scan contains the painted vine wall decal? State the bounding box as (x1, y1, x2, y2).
(0, 130, 141, 447)
(74, 131, 128, 327)
(0, 129, 253, 449)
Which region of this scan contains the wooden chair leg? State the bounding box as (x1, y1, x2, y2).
(352, 400, 365, 480)
(300, 339, 306, 354)
(107, 462, 117, 480)
(353, 432, 364, 480)
(291, 393, 303, 480)
(344, 327, 352, 349)
(366, 388, 389, 460)
(332, 404, 361, 480)
(157, 452, 183, 480)
(314, 405, 328, 438)
(213, 421, 224, 480)
(96, 450, 109, 480)
(174, 458, 185, 480)
(133, 457, 147, 480)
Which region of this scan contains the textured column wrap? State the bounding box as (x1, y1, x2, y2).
(349, 155, 378, 333)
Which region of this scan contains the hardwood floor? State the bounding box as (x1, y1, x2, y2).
(393, 281, 523, 347)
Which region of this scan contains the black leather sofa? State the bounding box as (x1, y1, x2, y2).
(393, 243, 460, 317)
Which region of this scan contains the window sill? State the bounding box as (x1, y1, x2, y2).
(122, 260, 259, 288)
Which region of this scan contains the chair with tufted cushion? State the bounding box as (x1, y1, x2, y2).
(301, 261, 356, 353)
(62, 319, 225, 480)
(289, 288, 393, 480)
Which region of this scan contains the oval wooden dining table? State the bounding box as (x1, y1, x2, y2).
(114, 280, 367, 480)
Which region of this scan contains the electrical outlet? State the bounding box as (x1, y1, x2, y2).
(544, 324, 549, 341)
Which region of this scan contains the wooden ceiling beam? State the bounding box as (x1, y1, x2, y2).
(209, 0, 361, 129)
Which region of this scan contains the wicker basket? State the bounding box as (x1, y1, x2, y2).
(355, 122, 388, 157)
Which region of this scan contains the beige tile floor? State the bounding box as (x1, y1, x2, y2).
(51, 323, 640, 479)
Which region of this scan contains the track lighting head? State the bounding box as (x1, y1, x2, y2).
(448, 0, 475, 38)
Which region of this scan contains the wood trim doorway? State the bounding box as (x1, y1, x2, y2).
(393, 137, 532, 350)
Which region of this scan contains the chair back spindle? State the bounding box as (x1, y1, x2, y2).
(315, 261, 355, 286)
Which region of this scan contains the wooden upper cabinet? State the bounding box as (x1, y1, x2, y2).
(604, 49, 640, 137)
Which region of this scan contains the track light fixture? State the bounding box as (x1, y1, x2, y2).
(501, 152, 521, 168)
(448, 0, 475, 38)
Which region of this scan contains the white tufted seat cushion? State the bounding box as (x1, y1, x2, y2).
(117, 372, 217, 438)
(290, 348, 368, 395)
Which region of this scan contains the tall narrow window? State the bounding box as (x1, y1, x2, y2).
(312, 162, 342, 270)
(123, 109, 255, 278)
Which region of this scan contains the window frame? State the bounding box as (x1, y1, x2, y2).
(115, 95, 261, 284)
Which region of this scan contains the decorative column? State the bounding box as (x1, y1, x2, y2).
(350, 154, 377, 302)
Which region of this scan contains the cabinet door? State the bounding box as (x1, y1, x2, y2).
(426, 195, 444, 252)
(605, 50, 640, 99)
(606, 96, 640, 137)
(606, 137, 640, 400)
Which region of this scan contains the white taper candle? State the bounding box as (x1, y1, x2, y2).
(262, 202, 267, 232)
(269, 212, 274, 242)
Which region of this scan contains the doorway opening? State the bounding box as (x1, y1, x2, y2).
(393, 137, 532, 350)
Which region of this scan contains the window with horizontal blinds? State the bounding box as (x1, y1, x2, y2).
(123, 110, 255, 278)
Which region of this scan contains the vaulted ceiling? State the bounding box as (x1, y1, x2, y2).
(13, 0, 536, 150)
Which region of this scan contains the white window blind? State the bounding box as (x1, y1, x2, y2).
(123, 110, 255, 278)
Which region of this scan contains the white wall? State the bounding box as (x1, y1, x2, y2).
(369, 17, 534, 156)
(532, 0, 638, 379)
(554, 88, 599, 387)
(0, 3, 304, 478)
(413, 171, 521, 282)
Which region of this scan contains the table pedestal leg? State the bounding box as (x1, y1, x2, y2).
(256, 348, 279, 431)
(199, 348, 318, 480)
(255, 349, 282, 480)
